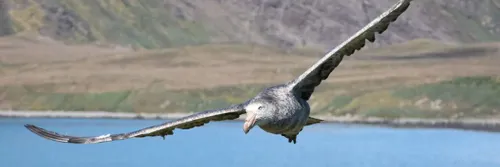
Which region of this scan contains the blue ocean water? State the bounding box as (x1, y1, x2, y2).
(1, 118, 499, 167)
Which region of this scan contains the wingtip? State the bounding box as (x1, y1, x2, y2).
(24, 123, 73, 143)
(24, 124, 38, 133)
(24, 123, 126, 144)
(24, 124, 46, 134)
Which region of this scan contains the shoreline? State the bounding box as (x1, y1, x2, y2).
(2, 110, 500, 132)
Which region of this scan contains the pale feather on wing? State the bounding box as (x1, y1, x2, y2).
(25, 103, 246, 144)
(288, 0, 413, 100)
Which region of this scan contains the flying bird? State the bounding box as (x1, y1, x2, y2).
(25, 0, 413, 144)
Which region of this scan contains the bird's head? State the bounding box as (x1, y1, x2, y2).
(242, 101, 273, 134)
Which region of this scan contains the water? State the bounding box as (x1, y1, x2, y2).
(1, 118, 500, 167)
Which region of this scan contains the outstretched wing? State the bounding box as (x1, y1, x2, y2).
(287, 0, 412, 100)
(25, 103, 246, 144)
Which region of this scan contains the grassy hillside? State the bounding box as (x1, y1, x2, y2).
(4, 0, 212, 49)
(2, 76, 500, 120)
(327, 76, 500, 119)
(2, 0, 500, 50)
(0, 36, 499, 119)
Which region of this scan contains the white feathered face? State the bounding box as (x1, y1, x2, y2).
(242, 102, 272, 134)
(245, 102, 266, 113)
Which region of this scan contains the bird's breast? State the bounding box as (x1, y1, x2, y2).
(259, 97, 310, 134)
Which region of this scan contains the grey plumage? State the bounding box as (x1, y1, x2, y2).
(25, 0, 413, 144)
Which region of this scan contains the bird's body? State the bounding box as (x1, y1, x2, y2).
(24, 0, 414, 145)
(248, 85, 310, 143)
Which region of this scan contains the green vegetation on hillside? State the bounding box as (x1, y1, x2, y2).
(3, 0, 500, 50)
(6, 0, 212, 48)
(2, 76, 499, 119)
(329, 76, 500, 119)
(0, 83, 267, 113)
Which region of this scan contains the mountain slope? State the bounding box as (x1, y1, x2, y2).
(0, 36, 499, 116)
(1, 0, 500, 50)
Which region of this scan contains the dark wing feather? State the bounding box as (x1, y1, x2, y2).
(25, 104, 246, 144)
(287, 0, 412, 100)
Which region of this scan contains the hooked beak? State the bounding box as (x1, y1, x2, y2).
(243, 113, 257, 134)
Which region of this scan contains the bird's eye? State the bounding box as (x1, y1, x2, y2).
(258, 106, 264, 110)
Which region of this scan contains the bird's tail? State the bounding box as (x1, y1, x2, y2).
(306, 117, 324, 126)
